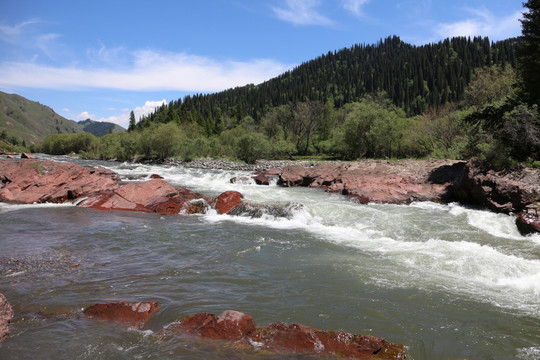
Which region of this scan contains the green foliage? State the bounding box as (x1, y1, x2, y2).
(518, 0, 540, 105)
(128, 111, 136, 132)
(236, 132, 269, 164)
(41, 133, 99, 155)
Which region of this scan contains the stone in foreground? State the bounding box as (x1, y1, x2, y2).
(0, 293, 13, 349)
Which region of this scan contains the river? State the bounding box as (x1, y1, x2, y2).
(1, 156, 539, 359)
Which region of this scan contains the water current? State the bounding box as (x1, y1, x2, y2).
(1, 155, 539, 359)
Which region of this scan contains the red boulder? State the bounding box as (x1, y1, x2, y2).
(84, 301, 159, 328)
(252, 173, 271, 185)
(214, 190, 244, 214)
(516, 210, 540, 235)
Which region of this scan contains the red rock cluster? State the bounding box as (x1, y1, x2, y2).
(0, 160, 119, 204)
(274, 161, 462, 204)
(82, 302, 406, 359)
(0, 160, 249, 216)
(162, 310, 406, 359)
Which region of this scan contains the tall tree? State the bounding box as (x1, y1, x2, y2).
(128, 111, 136, 132)
(518, 0, 540, 105)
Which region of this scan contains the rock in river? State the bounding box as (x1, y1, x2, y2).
(0, 293, 13, 349)
(84, 301, 160, 328)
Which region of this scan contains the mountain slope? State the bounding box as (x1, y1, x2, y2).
(0, 92, 125, 144)
(139, 36, 517, 127)
(0, 91, 81, 145)
(77, 119, 125, 137)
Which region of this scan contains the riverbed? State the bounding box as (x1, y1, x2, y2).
(1, 156, 539, 359)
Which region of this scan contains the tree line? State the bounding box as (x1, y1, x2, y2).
(39, 1, 540, 167)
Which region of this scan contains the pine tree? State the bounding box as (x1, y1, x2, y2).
(518, 0, 540, 105)
(128, 111, 136, 132)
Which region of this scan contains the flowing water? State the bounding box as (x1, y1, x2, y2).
(1, 156, 539, 359)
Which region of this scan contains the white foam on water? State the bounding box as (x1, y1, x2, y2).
(105, 162, 540, 317)
(0, 202, 75, 213)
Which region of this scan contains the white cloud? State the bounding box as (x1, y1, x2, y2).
(62, 108, 70, 112)
(94, 99, 167, 128)
(435, 8, 522, 40)
(0, 49, 292, 92)
(272, 0, 333, 26)
(342, 0, 370, 17)
(133, 99, 167, 122)
(76, 111, 95, 120)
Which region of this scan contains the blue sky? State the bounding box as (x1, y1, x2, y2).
(0, 0, 523, 128)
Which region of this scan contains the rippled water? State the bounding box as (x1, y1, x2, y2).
(1, 156, 539, 359)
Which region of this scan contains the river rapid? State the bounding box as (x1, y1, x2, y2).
(1, 156, 539, 359)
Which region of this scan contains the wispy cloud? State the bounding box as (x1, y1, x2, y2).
(0, 48, 292, 92)
(435, 7, 522, 40)
(342, 0, 370, 17)
(272, 0, 333, 26)
(0, 20, 40, 42)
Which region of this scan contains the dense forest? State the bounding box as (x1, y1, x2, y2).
(137, 36, 517, 127)
(38, 1, 540, 167)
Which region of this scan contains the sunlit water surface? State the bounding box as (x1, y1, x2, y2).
(1, 155, 539, 359)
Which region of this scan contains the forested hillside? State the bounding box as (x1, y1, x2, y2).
(40, 24, 539, 166)
(138, 36, 517, 128)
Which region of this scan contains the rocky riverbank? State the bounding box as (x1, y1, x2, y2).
(1, 157, 538, 233)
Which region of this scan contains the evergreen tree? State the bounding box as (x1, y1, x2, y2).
(128, 111, 136, 132)
(518, 0, 540, 105)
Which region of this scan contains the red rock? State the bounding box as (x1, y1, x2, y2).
(0, 160, 120, 204)
(280, 165, 309, 187)
(451, 161, 540, 213)
(0, 293, 13, 349)
(516, 211, 540, 235)
(20, 153, 36, 159)
(214, 190, 244, 214)
(280, 160, 462, 205)
(248, 322, 406, 359)
(84, 301, 159, 328)
(159, 310, 407, 359)
(78, 179, 176, 212)
(150, 174, 163, 179)
(252, 173, 271, 185)
(167, 310, 256, 341)
(78, 180, 211, 215)
(6, 154, 16, 159)
(265, 168, 282, 176)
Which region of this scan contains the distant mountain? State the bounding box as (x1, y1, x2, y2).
(0, 91, 125, 145)
(0, 91, 81, 145)
(77, 118, 125, 137)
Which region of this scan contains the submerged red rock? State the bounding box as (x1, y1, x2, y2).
(159, 310, 407, 359)
(84, 301, 159, 328)
(171, 310, 257, 341)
